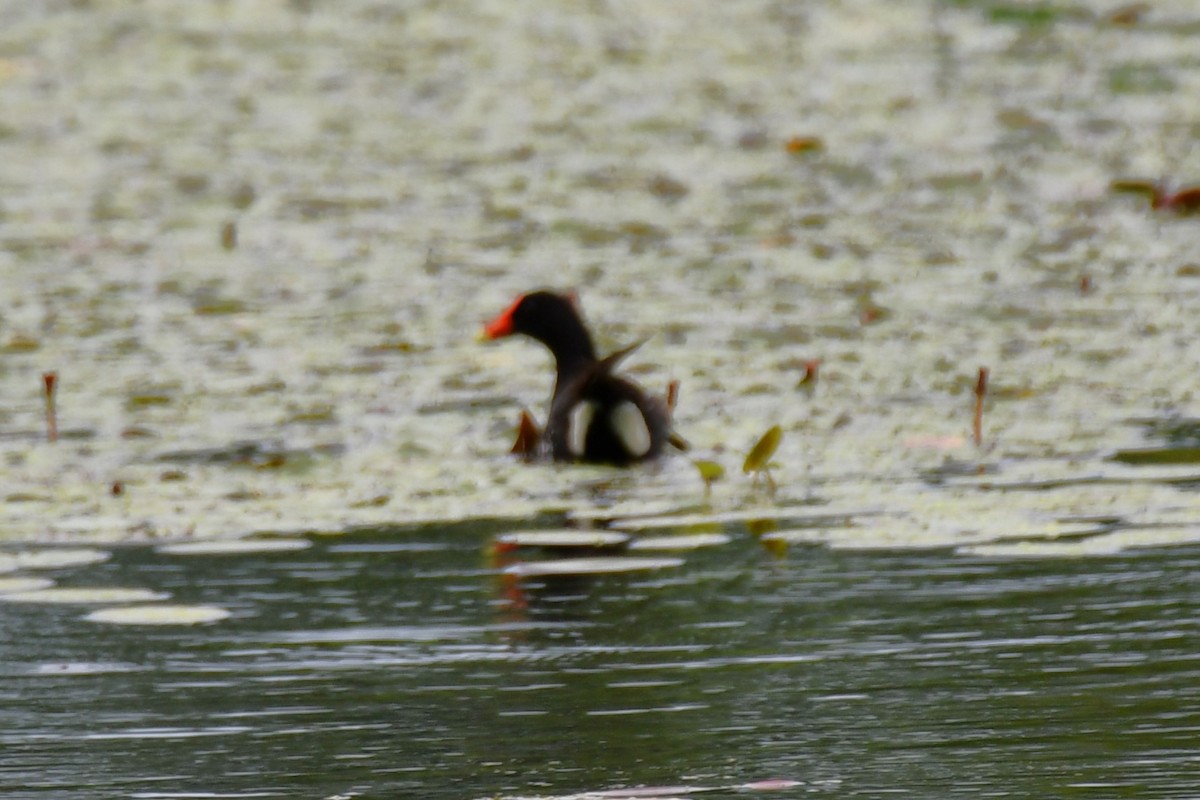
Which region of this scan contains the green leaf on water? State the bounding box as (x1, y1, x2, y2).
(1111, 446, 1200, 466)
(694, 460, 725, 483)
(86, 604, 232, 626)
(743, 425, 783, 474)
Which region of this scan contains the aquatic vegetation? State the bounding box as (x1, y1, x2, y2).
(973, 366, 989, 447)
(0, 0, 1197, 561)
(743, 425, 783, 494)
(692, 459, 725, 495)
(85, 604, 231, 625)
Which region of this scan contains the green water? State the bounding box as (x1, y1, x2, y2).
(3, 1, 1200, 796)
(2, 521, 1199, 798)
(3, 0, 1200, 544)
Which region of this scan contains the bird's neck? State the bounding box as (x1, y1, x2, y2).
(546, 325, 597, 394)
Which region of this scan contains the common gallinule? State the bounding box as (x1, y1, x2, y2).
(481, 290, 681, 465)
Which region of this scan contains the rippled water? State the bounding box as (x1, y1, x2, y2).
(4, 2, 1200, 797)
(3, 521, 1199, 798)
(4, 1, 1200, 544)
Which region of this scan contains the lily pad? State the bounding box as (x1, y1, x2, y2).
(959, 525, 1200, 557)
(743, 425, 783, 474)
(1111, 446, 1200, 466)
(760, 530, 827, 546)
(85, 604, 232, 625)
(628, 533, 732, 551)
(494, 530, 631, 551)
(0, 549, 112, 571)
(503, 556, 684, 578)
(0, 587, 170, 604)
(609, 507, 847, 532)
(693, 459, 726, 486)
(156, 538, 312, 556)
(0, 576, 55, 594)
(568, 500, 697, 524)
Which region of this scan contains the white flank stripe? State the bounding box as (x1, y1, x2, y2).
(612, 401, 651, 457)
(568, 401, 597, 456)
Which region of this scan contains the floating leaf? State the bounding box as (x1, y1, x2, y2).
(361, 340, 415, 355)
(2, 334, 40, 353)
(86, 604, 232, 626)
(693, 459, 725, 494)
(647, 173, 689, 201)
(125, 392, 173, 409)
(493, 530, 631, 552)
(609, 506, 839, 532)
(1111, 447, 1200, 466)
(1110, 177, 1158, 199)
(743, 425, 783, 474)
(746, 518, 779, 537)
(586, 787, 696, 798)
(742, 779, 803, 791)
(156, 539, 311, 556)
(192, 296, 248, 315)
(758, 534, 788, 557)
(1107, 3, 1148, 25)
(628, 533, 731, 551)
(958, 525, 1200, 558)
(230, 181, 257, 210)
(0, 577, 55, 594)
(349, 493, 391, 508)
(0, 587, 169, 604)
(11, 549, 111, 570)
(988, 4, 1063, 26)
(760, 530, 826, 546)
(503, 556, 683, 579)
(785, 135, 823, 154)
(1109, 63, 1176, 95)
(220, 219, 237, 250)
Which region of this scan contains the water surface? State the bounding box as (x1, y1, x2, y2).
(3, 521, 1199, 798)
(3, 2, 1200, 796)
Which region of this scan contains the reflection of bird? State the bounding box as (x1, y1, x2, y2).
(481, 290, 682, 465)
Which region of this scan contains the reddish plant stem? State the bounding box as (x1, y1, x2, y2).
(665, 380, 680, 413)
(43, 372, 58, 443)
(973, 367, 989, 447)
(799, 358, 821, 391)
(1153, 185, 1200, 214)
